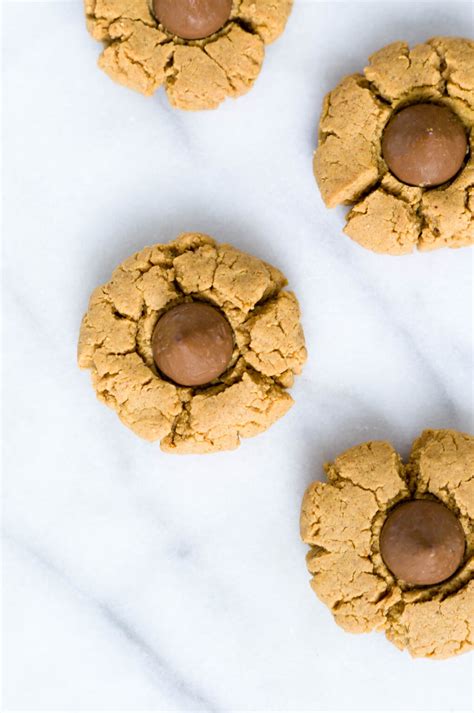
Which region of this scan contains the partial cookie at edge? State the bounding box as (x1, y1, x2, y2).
(85, 0, 293, 109)
(301, 430, 474, 658)
(313, 37, 474, 254)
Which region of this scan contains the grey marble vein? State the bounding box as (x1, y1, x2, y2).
(3, 533, 221, 713)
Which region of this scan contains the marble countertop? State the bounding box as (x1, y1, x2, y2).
(3, 1, 473, 710)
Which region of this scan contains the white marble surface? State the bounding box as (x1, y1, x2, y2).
(3, 1, 474, 710)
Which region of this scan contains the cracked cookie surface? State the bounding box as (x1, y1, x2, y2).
(313, 37, 474, 254)
(78, 233, 306, 454)
(84, 0, 292, 110)
(300, 429, 474, 658)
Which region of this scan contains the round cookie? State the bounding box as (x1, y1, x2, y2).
(84, 0, 293, 110)
(313, 37, 474, 255)
(78, 233, 307, 454)
(300, 429, 474, 658)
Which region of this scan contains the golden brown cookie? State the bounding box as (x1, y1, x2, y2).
(78, 233, 306, 453)
(313, 37, 474, 255)
(300, 429, 474, 658)
(84, 0, 293, 110)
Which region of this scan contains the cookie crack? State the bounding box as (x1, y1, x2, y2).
(202, 29, 261, 94)
(329, 471, 389, 510)
(232, 16, 263, 42)
(427, 40, 449, 96)
(90, 12, 157, 41)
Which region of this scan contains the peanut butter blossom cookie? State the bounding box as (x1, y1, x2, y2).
(84, 0, 293, 110)
(300, 430, 474, 658)
(78, 233, 306, 453)
(313, 37, 474, 254)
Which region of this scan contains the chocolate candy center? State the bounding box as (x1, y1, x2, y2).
(380, 500, 465, 586)
(152, 302, 233, 387)
(152, 0, 232, 40)
(381, 103, 468, 187)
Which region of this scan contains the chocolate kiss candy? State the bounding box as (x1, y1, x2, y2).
(380, 499, 465, 586)
(152, 302, 233, 387)
(153, 0, 233, 40)
(382, 103, 468, 187)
